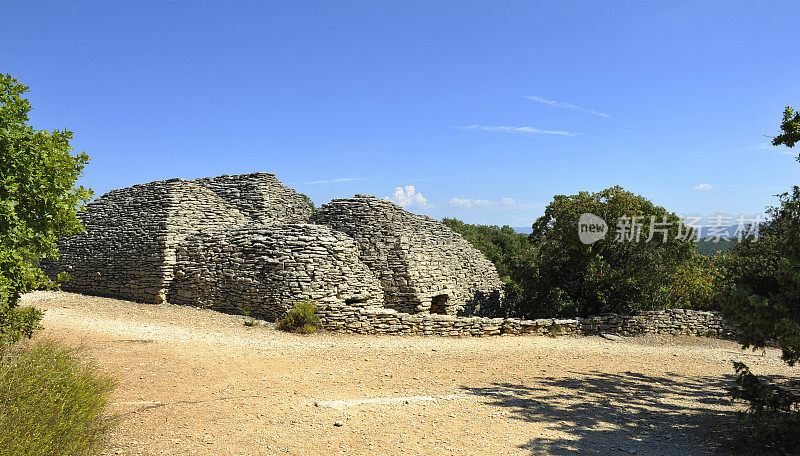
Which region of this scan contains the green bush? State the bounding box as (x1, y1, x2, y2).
(660, 253, 730, 310)
(728, 361, 800, 448)
(0, 305, 43, 347)
(276, 301, 320, 334)
(0, 339, 117, 456)
(720, 186, 800, 366)
(443, 218, 538, 314)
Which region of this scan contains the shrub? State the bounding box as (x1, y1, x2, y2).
(0, 305, 43, 347)
(0, 339, 117, 456)
(659, 253, 731, 310)
(728, 362, 800, 448)
(442, 218, 531, 282)
(276, 301, 320, 334)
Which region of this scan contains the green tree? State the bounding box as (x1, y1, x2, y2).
(717, 107, 800, 441)
(0, 74, 91, 346)
(773, 106, 800, 154)
(524, 186, 696, 317)
(721, 186, 800, 366)
(719, 187, 800, 439)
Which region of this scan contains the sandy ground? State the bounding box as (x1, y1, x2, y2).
(19, 291, 796, 456)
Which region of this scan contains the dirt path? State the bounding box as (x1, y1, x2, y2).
(21, 291, 794, 456)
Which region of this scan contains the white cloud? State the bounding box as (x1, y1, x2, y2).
(449, 196, 542, 210)
(387, 185, 432, 208)
(525, 95, 610, 118)
(449, 197, 492, 208)
(456, 125, 579, 137)
(694, 183, 713, 191)
(299, 177, 363, 185)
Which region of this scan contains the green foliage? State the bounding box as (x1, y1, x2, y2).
(718, 168, 800, 442)
(728, 361, 800, 447)
(276, 301, 320, 334)
(695, 237, 736, 256)
(773, 106, 800, 154)
(523, 186, 696, 317)
(0, 305, 43, 347)
(0, 339, 117, 456)
(442, 218, 538, 312)
(720, 186, 800, 366)
(298, 193, 315, 213)
(0, 74, 92, 345)
(662, 254, 730, 310)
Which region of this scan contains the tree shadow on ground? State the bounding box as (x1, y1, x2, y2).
(462, 371, 793, 455)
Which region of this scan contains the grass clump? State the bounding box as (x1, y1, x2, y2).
(0, 339, 118, 456)
(277, 301, 320, 334)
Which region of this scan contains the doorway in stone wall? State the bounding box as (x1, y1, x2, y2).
(430, 294, 449, 314)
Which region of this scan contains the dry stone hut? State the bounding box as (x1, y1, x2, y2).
(310, 195, 505, 316)
(43, 173, 312, 305)
(44, 173, 506, 320)
(168, 224, 384, 320)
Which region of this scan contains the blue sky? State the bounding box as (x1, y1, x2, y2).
(3, 1, 799, 227)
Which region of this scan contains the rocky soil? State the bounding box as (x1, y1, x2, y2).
(20, 291, 796, 456)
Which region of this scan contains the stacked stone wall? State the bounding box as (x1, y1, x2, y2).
(43, 179, 248, 303)
(317, 306, 736, 338)
(195, 173, 312, 224)
(168, 224, 384, 320)
(310, 195, 505, 316)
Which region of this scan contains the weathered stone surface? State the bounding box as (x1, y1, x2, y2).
(194, 173, 312, 224)
(316, 306, 736, 338)
(169, 224, 384, 320)
(310, 195, 505, 316)
(42, 173, 311, 305)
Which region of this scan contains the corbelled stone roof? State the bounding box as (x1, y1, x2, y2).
(310, 195, 504, 316)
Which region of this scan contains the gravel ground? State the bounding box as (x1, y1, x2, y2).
(20, 291, 796, 456)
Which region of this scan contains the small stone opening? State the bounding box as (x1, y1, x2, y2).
(345, 297, 369, 306)
(430, 294, 449, 314)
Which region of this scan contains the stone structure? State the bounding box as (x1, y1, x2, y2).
(316, 306, 736, 338)
(44, 173, 505, 320)
(311, 195, 504, 316)
(43, 173, 312, 305)
(169, 224, 383, 320)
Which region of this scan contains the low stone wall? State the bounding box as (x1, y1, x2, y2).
(317, 306, 736, 338)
